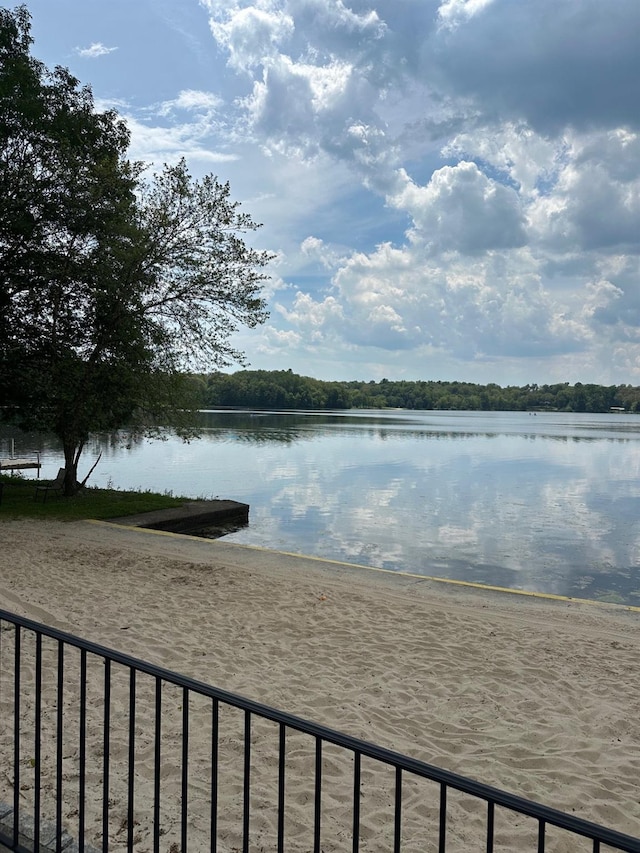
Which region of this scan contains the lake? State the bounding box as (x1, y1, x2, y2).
(6, 409, 640, 605)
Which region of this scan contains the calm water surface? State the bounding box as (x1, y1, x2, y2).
(8, 410, 640, 604)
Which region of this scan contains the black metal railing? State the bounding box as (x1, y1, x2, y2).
(0, 607, 639, 853)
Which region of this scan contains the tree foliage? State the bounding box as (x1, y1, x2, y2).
(0, 6, 271, 493)
(200, 371, 640, 414)
(203, 369, 350, 409)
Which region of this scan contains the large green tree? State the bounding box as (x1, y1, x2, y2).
(0, 6, 271, 494)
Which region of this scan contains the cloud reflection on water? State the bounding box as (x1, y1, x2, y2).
(5, 410, 640, 604)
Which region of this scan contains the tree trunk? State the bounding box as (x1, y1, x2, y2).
(62, 440, 83, 496)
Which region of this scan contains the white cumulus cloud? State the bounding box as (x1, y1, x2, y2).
(75, 42, 118, 59)
(79, 0, 640, 382)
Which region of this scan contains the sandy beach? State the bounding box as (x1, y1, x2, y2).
(1, 518, 639, 851)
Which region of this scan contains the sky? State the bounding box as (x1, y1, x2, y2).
(18, 0, 640, 385)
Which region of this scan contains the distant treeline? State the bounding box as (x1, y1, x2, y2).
(191, 370, 640, 413)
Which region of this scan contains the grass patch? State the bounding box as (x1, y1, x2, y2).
(0, 474, 187, 521)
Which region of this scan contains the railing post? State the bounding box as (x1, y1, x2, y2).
(211, 699, 219, 853)
(243, 710, 251, 853)
(34, 633, 42, 853)
(153, 677, 162, 853)
(486, 800, 495, 853)
(394, 766, 402, 853)
(56, 640, 64, 853)
(102, 658, 111, 853)
(439, 782, 447, 853)
(352, 751, 361, 853)
(182, 686, 189, 853)
(127, 668, 136, 853)
(314, 737, 322, 853)
(538, 818, 546, 852)
(277, 722, 285, 853)
(12, 625, 20, 851)
(79, 649, 87, 853)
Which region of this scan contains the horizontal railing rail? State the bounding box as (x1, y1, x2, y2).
(0, 607, 639, 852)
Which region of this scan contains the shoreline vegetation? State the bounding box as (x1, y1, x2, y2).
(197, 369, 640, 413)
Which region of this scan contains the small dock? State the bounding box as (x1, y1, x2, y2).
(0, 442, 41, 475)
(107, 499, 250, 535)
(0, 457, 41, 474)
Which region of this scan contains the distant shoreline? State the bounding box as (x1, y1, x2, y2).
(200, 369, 640, 413)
